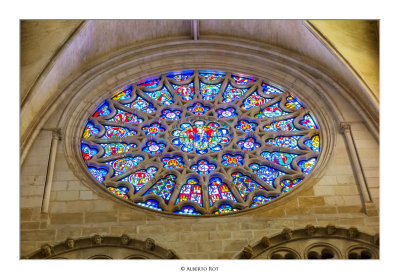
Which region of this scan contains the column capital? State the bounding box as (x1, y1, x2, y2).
(52, 128, 62, 140)
(339, 122, 351, 133)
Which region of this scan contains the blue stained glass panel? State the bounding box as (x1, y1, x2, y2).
(237, 137, 261, 152)
(235, 120, 257, 132)
(260, 151, 299, 169)
(160, 109, 181, 120)
(263, 118, 299, 132)
(187, 102, 210, 115)
(298, 158, 317, 175)
(281, 178, 302, 193)
(190, 159, 217, 176)
(127, 95, 157, 114)
(299, 114, 318, 129)
(166, 71, 194, 81)
(101, 126, 137, 139)
(304, 135, 320, 152)
(249, 163, 285, 187)
(99, 143, 136, 157)
(142, 140, 166, 155)
(112, 86, 132, 100)
(222, 84, 248, 103)
(175, 178, 203, 206)
(141, 123, 165, 136)
(199, 71, 225, 81)
(255, 102, 288, 119)
(266, 136, 302, 150)
(108, 109, 143, 124)
(88, 167, 108, 182)
(208, 177, 237, 206)
(241, 92, 271, 110)
(231, 172, 264, 200)
(171, 120, 230, 154)
(162, 156, 184, 169)
(214, 204, 239, 215)
(231, 74, 256, 85)
(215, 107, 237, 119)
(137, 200, 163, 211)
(221, 154, 244, 167)
(174, 206, 201, 215)
(81, 144, 98, 161)
(285, 94, 304, 110)
(82, 122, 100, 139)
(144, 175, 177, 203)
(200, 81, 221, 100)
(142, 86, 174, 105)
(93, 101, 112, 118)
(262, 83, 284, 95)
(120, 167, 158, 192)
(104, 156, 144, 176)
(249, 195, 278, 208)
(171, 82, 195, 101)
(138, 77, 161, 88)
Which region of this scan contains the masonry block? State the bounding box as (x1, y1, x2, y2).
(50, 213, 84, 224)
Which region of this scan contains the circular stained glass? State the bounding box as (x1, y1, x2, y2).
(80, 70, 321, 216)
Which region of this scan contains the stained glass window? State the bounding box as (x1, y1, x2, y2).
(162, 155, 184, 169)
(249, 163, 286, 187)
(106, 186, 129, 200)
(235, 120, 257, 132)
(160, 109, 181, 120)
(215, 107, 237, 119)
(171, 82, 195, 101)
(190, 159, 217, 176)
(187, 102, 210, 115)
(249, 195, 278, 208)
(221, 154, 244, 167)
(144, 175, 176, 203)
(208, 177, 237, 206)
(141, 123, 165, 136)
(260, 151, 299, 169)
(174, 206, 201, 215)
(81, 70, 321, 215)
(237, 137, 261, 152)
(104, 156, 144, 176)
(176, 178, 203, 206)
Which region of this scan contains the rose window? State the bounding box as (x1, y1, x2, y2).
(80, 70, 321, 215)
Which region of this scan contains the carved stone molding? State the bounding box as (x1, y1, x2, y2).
(339, 122, 351, 134)
(65, 238, 75, 249)
(92, 234, 103, 245)
(326, 225, 337, 235)
(145, 238, 155, 251)
(241, 246, 254, 259)
(120, 234, 130, 245)
(305, 224, 316, 236)
(40, 244, 53, 257)
(24, 234, 180, 259)
(281, 228, 293, 240)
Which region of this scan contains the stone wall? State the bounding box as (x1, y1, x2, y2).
(20, 120, 379, 259)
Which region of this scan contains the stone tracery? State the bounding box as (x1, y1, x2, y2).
(80, 70, 321, 215)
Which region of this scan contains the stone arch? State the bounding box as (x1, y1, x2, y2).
(24, 234, 179, 260)
(236, 225, 379, 259)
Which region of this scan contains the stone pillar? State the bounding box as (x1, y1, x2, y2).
(41, 129, 62, 213)
(340, 122, 375, 214)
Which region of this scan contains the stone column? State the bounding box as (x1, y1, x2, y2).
(41, 129, 61, 213)
(340, 122, 375, 215)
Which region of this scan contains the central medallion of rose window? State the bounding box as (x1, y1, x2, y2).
(171, 120, 231, 154)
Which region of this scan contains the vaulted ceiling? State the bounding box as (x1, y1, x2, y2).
(20, 20, 379, 105)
